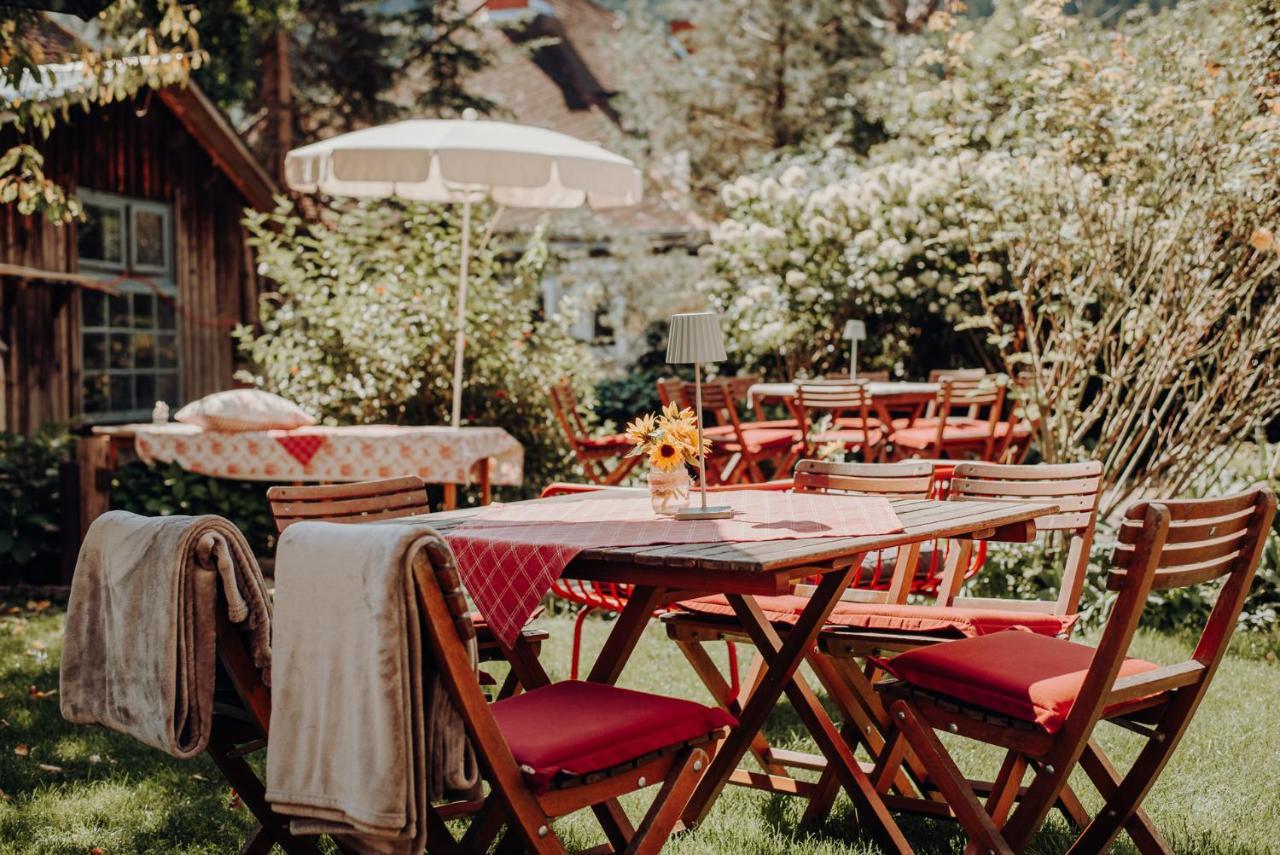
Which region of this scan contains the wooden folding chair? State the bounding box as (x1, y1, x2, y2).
(891, 375, 1007, 461)
(659, 460, 938, 804)
(266, 476, 549, 699)
(549, 380, 640, 486)
(210, 591, 329, 854)
(412, 535, 733, 854)
(873, 486, 1276, 854)
(992, 374, 1040, 464)
(803, 460, 1104, 821)
(795, 380, 886, 462)
(663, 379, 801, 485)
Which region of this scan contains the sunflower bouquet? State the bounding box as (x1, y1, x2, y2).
(624, 402, 712, 515)
(623, 401, 710, 471)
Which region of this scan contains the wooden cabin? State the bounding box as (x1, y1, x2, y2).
(0, 74, 276, 434)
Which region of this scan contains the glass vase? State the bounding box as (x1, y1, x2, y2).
(648, 467, 691, 516)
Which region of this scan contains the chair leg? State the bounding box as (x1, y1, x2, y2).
(623, 747, 708, 855)
(888, 700, 1014, 855)
(724, 641, 741, 700)
(985, 750, 1027, 829)
(239, 826, 274, 855)
(206, 730, 323, 855)
(570, 606, 596, 680)
(674, 639, 788, 777)
(1073, 739, 1172, 855)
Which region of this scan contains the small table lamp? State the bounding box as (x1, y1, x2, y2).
(667, 312, 733, 520)
(843, 319, 867, 379)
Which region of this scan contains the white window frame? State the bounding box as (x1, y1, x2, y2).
(77, 189, 180, 423)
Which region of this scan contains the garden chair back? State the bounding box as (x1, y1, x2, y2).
(686, 380, 800, 484)
(266, 476, 430, 532)
(937, 460, 1103, 612)
(874, 485, 1276, 854)
(993, 373, 1040, 464)
(410, 533, 728, 854)
(794, 380, 884, 461)
(267, 476, 549, 698)
(548, 380, 640, 485)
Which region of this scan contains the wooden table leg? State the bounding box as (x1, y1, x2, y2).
(442, 483, 457, 511)
(585, 585, 668, 685)
(479, 460, 492, 506)
(681, 568, 914, 854)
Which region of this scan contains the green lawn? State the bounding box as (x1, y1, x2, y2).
(2, 601, 1278, 854)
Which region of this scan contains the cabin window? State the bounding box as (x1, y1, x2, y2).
(77, 190, 178, 421)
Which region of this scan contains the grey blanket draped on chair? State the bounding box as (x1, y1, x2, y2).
(265, 521, 479, 854)
(59, 511, 272, 759)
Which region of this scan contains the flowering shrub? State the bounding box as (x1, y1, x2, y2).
(702, 154, 996, 378)
(236, 199, 599, 493)
(703, 0, 1280, 512)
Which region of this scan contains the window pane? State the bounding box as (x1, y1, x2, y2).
(82, 290, 105, 327)
(134, 333, 156, 368)
(135, 374, 156, 409)
(156, 373, 178, 406)
(157, 334, 178, 368)
(78, 203, 124, 265)
(109, 293, 131, 327)
(110, 374, 132, 412)
(133, 292, 155, 328)
(133, 209, 166, 269)
(109, 333, 132, 370)
(83, 333, 107, 370)
(157, 296, 176, 330)
(83, 374, 109, 414)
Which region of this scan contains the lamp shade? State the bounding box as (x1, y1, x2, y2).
(843, 319, 867, 341)
(667, 312, 727, 364)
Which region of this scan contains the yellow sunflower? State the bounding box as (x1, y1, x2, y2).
(623, 412, 658, 456)
(648, 438, 685, 471)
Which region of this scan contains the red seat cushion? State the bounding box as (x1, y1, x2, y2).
(891, 419, 992, 450)
(578, 434, 633, 452)
(673, 593, 808, 624)
(876, 630, 1160, 733)
(825, 603, 1076, 638)
(673, 595, 1074, 639)
(812, 428, 885, 448)
(492, 681, 735, 792)
(716, 427, 802, 454)
(994, 420, 1033, 438)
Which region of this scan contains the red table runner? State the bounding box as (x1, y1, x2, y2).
(445, 490, 903, 645)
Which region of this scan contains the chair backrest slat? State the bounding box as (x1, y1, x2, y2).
(794, 459, 933, 498)
(267, 476, 430, 534)
(1060, 487, 1275, 742)
(949, 460, 1103, 615)
(796, 380, 872, 410)
(1108, 489, 1274, 592)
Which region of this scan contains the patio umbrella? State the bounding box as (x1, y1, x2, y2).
(284, 116, 643, 428)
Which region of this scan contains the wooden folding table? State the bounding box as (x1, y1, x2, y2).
(423, 492, 1056, 853)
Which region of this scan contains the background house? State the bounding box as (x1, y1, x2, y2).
(468, 0, 704, 364)
(0, 70, 275, 433)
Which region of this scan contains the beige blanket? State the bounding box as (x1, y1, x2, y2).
(265, 521, 478, 854)
(60, 512, 272, 759)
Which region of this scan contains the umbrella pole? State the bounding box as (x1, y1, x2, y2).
(450, 196, 472, 429)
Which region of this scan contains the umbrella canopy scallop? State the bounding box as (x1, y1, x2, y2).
(284, 119, 643, 210)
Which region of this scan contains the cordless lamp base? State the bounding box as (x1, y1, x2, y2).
(675, 505, 734, 521)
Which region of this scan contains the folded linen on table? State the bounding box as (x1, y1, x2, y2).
(266, 521, 478, 854)
(59, 511, 272, 759)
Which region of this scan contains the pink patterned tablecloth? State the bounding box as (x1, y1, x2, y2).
(445, 490, 903, 644)
(129, 423, 523, 486)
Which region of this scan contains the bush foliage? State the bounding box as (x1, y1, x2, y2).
(701, 0, 1280, 513)
(235, 199, 599, 493)
(0, 430, 72, 582)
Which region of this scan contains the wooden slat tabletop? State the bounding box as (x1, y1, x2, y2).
(410, 491, 1055, 574)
